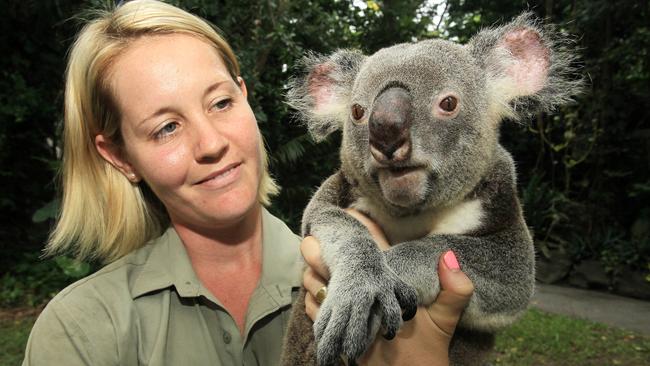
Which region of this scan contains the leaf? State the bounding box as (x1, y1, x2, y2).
(538, 242, 551, 259)
(32, 199, 60, 223)
(254, 109, 268, 124)
(54, 256, 91, 279)
(274, 134, 312, 164)
(366, 1, 380, 12)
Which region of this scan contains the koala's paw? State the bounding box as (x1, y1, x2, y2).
(384, 246, 442, 305)
(313, 267, 418, 365)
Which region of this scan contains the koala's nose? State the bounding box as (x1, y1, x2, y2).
(369, 87, 412, 163)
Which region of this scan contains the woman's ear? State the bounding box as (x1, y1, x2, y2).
(94, 134, 141, 183)
(237, 76, 248, 98)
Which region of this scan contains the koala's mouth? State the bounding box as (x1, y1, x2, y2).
(376, 165, 429, 207)
(386, 165, 422, 177)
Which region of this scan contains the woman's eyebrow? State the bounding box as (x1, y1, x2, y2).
(136, 80, 234, 127)
(137, 107, 176, 127)
(203, 80, 232, 99)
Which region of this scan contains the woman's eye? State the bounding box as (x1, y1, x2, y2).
(154, 121, 179, 140)
(212, 98, 232, 111)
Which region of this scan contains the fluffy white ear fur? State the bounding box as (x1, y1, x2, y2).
(307, 63, 349, 127)
(499, 28, 550, 95)
(287, 50, 366, 142)
(484, 27, 551, 122)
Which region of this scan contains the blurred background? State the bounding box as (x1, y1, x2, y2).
(0, 0, 649, 363)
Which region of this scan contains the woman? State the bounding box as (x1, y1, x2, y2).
(22, 1, 473, 365)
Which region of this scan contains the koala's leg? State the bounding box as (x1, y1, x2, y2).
(280, 287, 318, 366)
(281, 287, 350, 366)
(449, 327, 495, 366)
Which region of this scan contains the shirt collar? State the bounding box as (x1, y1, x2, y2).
(258, 208, 304, 305)
(131, 208, 303, 301)
(131, 226, 202, 299)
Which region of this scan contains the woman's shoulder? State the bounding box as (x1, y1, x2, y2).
(51, 240, 158, 308)
(40, 228, 175, 332)
(23, 239, 164, 365)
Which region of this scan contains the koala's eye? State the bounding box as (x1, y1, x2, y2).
(351, 104, 365, 121)
(439, 96, 458, 112)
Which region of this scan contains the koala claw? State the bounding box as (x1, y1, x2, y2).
(382, 329, 396, 340)
(403, 308, 417, 321)
(396, 285, 418, 321)
(314, 268, 418, 365)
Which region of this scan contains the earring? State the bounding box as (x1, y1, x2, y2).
(128, 173, 138, 182)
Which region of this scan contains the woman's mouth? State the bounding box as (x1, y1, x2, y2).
(195, 163, 241, 189)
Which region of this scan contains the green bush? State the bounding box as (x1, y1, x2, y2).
(0, 253, 92, 308)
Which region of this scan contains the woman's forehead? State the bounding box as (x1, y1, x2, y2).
(109, 34, 230, 92)
(108, 34, 234, 118)
(112, 33, 228, 82)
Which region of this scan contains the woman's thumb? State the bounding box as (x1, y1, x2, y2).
(425, 251, 474, 337)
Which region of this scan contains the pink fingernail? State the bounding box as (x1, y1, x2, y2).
(444, 251, 460, 271)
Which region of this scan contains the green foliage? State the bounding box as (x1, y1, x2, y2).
(54, 256, 92, 279)
(0, 253, 91, 308)
(31, 199, 59, 224)
(0, 0, 84, 291)
(0, 316, 35, 366)
(521, 172, 571, 258)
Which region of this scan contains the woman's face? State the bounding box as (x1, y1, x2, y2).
(98, 34, 262, 231)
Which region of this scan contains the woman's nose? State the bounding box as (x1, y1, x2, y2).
(193, 115, 228, 163)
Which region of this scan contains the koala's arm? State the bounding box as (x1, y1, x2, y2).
(386, 225, 533, 332)
(302, 171, 418, 364)
(385, 151, 535, 332)
(301, 171, 383, 268)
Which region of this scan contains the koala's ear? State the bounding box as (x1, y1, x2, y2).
(287, 49, 366, 141)
(468, 12, 582, 121)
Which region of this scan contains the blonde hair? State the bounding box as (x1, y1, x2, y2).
(47, 0, 279, 262)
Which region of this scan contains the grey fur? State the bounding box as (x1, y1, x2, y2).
(281, 12, 582, 366)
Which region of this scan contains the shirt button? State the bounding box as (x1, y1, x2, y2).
(223, 331, 232, 344)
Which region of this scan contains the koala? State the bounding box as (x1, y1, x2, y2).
(280, 13, 581, 366)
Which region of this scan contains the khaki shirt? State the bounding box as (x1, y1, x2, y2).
(23, 209, 303, 366)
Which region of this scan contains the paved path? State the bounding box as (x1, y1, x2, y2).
(531, 283, 650, 335)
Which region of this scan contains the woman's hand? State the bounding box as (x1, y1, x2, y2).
(301, 209, 475, 365)
(301, 235, 329, 321)
(357, 250, 474, 366)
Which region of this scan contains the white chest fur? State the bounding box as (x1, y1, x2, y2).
(350, 198, 485, 244)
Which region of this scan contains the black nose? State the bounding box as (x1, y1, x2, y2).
(369, 86, 412, 163)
